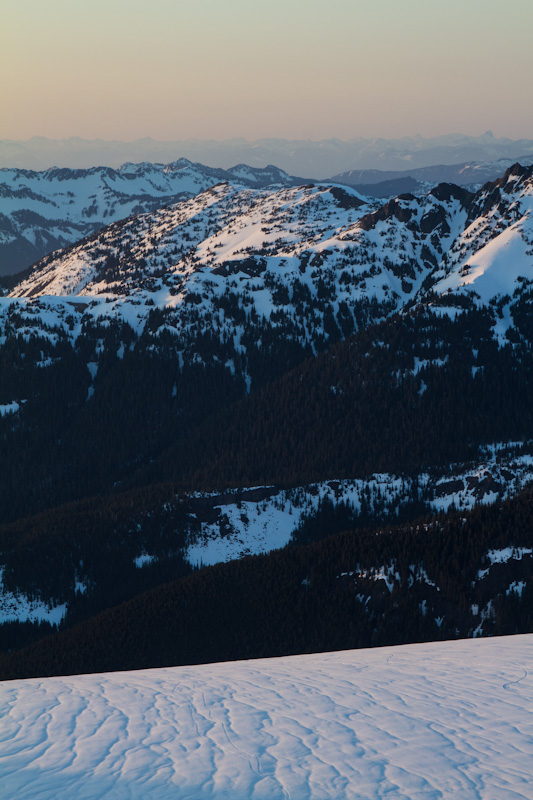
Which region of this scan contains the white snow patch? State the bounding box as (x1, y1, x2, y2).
(485, 546, 532, 567)
(506, 581, 526, 597)
(0, 401, 19, 416)
(187, 497, 296, 566)
(0, 568, 66, 625)
(86, 361, 98, 379)
(476, 546, 532, 578)
(134, 553, 157, 568)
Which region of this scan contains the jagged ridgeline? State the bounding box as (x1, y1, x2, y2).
(0, 159, 302, 275)
(1, 163, 533, 673)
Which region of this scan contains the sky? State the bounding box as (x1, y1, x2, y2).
(2, 0, 532, 142)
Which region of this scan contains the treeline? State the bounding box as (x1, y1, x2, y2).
(142, 307, 533, 489)
(3, 303, 533, 526)
(1, 488, 531, 680)
(3, 302, 533, 525)
(0, 476, 427, 648)
(0, 319, 245, 522)
(0, 482, 197, 629)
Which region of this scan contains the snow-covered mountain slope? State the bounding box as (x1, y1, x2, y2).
(2, 181, 385, 361)
(1, 635, 531, 800)
(4, 164, 533, 363)
(8, 181, 370, 300)
(429, 164, 533, 305)
(0, 179, 458, 380)
(0, 159, 299, 275)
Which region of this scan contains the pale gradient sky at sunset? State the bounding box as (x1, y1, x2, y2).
(2, 0, 532, 141)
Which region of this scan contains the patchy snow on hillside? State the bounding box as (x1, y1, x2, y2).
(185, 448, 533, 567)
(3, 166, 532, 362)
(0, 569, 66, 625)
(486, 546, 533, 565)
(1, 635, 531, 800)
(478, 547, 533, 579)
(0, 160, 300, 275)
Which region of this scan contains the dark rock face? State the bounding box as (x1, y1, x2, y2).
(467, 164, 533, 223)
(327, 186, 364, 210)
(420, 206, 451, 235)
(430, 183, 474, 208)
(212, 258, 267, 278)
(358, 198, 413, 231)
(435, 480, 465, 497)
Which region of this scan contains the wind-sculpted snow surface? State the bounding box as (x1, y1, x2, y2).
(1, 636, 532, 799)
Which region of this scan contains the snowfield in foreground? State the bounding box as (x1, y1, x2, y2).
(1, 636, 532, 800)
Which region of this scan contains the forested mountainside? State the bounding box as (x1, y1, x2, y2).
(1, 441, 532, 656)
(2, 288, 533, 521)
(1, 488, 531, 679)
(0, 159, 300, 274)
(1, 163, 532, 676)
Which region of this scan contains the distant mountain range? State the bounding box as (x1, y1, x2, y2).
(329, 156, 533, 197)
(0, 160, 300, 275)
(3, 132, 533, 177)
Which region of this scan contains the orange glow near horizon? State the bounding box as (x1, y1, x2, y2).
(1, 0, 532, 142)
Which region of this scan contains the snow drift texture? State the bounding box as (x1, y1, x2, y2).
(1, 635, 531, 799)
